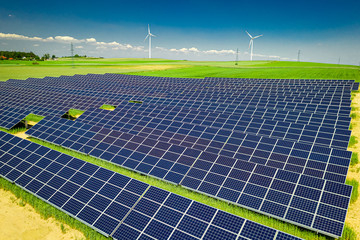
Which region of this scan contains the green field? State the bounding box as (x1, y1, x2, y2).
(1, 57, 359, 81)
(0, 58, 359, 240)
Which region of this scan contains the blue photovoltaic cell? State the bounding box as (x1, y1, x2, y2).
(0, 131, 303, 240)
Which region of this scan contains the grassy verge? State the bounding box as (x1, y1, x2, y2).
(0, 178, 107, 240)
(26, 137, 331, 240)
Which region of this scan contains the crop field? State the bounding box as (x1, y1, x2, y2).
(0, 58, 360, 240)
(1, 58, 359, 81)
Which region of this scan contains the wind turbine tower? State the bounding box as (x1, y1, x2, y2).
(145, 24, 156, 58)
(246, 31, 262, 61)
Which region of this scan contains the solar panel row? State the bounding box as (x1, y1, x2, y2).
(76, 106, 351, 150)
(0, 131, 301, 240)
(4, 79, 353, 107)
(27, 116, 351, 183)
(25, 116, 352, 237)
(0, 74, 354, 119)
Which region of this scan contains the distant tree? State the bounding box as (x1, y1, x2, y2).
(51, 54, 56, 60)
(43, 53, 50, 60)
(0, 51, 40, 60)
(74, 54, 80, 58)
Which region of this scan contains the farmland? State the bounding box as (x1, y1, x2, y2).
(0, 58, 360, 240)
(1, 58, 359, 81)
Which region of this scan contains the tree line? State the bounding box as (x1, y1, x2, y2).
(0, 51, 56, 60)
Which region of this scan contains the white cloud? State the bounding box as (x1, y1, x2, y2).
(96, 46, 107, 50)
(75, 46, 83, 49)
(204, 49, 236, 54)
(163, 46, 235, 55)
(189, 47, 200, 52)
(33, 44, 39, 47)
(0, 33, 46, 41)
(54, 36, 83, 43)
(0, 32, 143, 52)
(86, 38, 96, 43)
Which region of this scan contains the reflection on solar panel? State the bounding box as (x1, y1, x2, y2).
(0, 74, 356, 238)
(0, 131, 301, 240)
(0, 106, 31, 129)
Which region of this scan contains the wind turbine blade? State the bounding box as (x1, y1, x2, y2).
(245, 31, 252, 38)
(248, 40, 252, 49)
(253, 34, 263, 39)
(148, 24, 150, 34)
(144, 34, 149, 42)
(150, 34, 156, 37)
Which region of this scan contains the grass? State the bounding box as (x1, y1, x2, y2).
(99, 104, 116, 110)
(350, 112, 357, 119)
(129, 100, 143, 104)
(346, 179, 359, 204)
(0, 127, 27, 134)
(128, 64, 360, 81)
(0, 58, 359, 82)
(60, 223, 68, 234)
(69, 109, 85, 118)
(349, 136, 358, 148)
(25, 113, 45, 123)
(27, 137, 332, 240)
(61, 109, 85, 120)
(339, 225, 357, 240)
(350, 152, 359, 166)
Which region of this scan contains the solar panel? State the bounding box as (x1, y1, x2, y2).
(0, 106, 31, 129)
(0, 131, 302, 240)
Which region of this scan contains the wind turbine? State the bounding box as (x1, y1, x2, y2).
(144, 24, 156, 58)
(246, 31, 262, 61)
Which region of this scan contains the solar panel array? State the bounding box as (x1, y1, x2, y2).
(0, 131, 301, 240)
(25, 115, 352, 237)
(0, 73, 357, 239)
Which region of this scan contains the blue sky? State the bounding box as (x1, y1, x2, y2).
(1, 0, 359, 64)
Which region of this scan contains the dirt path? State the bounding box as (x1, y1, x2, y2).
(345, 90, 360, 236)
(0, 188, 85, 240)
